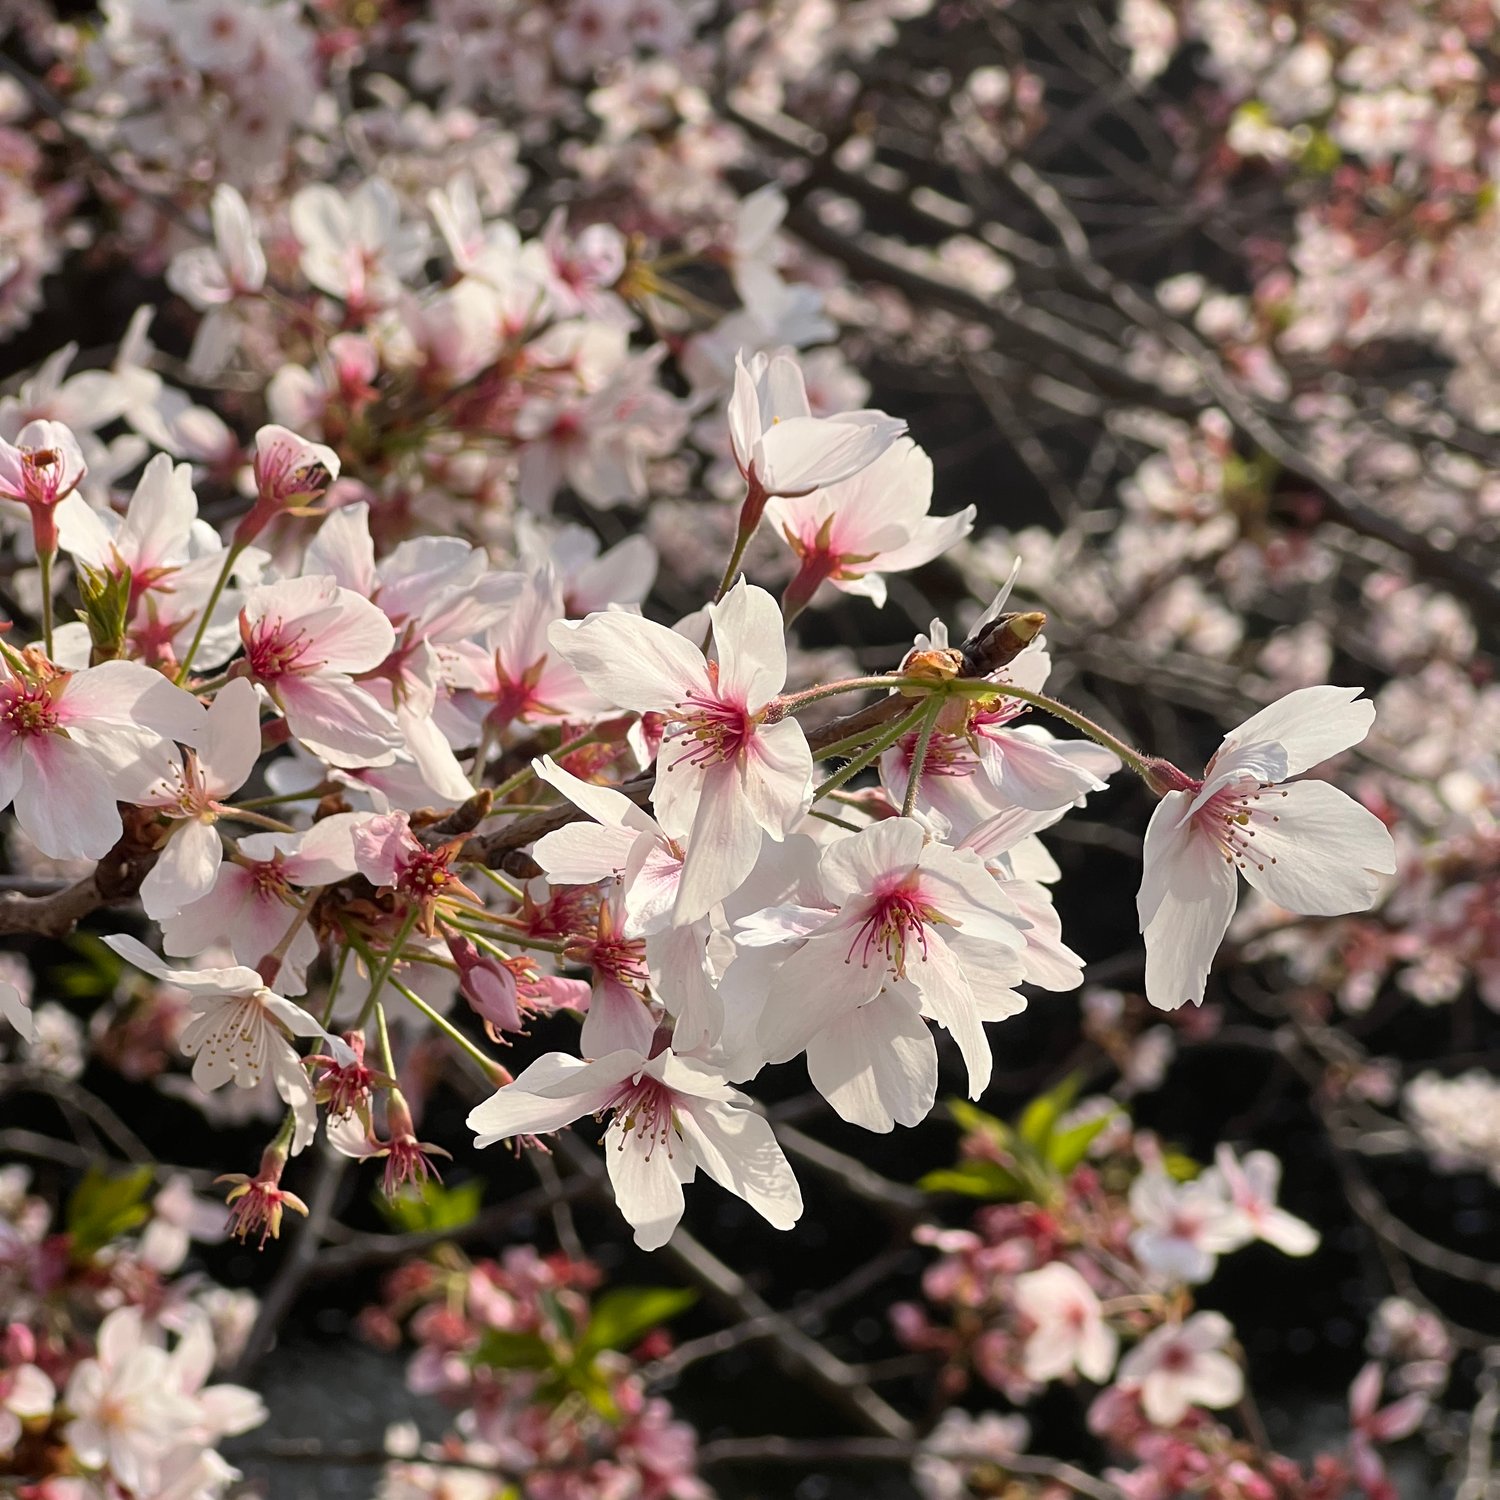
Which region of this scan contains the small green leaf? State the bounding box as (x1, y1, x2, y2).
(947, 1100, 1011, 1148)
(376, 1177, 483, 1233)
(1017, 1073, 1082, 1151)
(66, 1166, 155, 1262)
(1163, 1151, 1200, 1182)
(918, 1160, 1023, 1200)
(578, 1286, 698, 1359)
(1046, 1110, 1120, 1174)
(472, 1330, 552, 1371)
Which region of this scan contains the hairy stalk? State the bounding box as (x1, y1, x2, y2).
(899, 700, 943, 818)
(811, 699, 931, 802)
(175, 541, 243, 684)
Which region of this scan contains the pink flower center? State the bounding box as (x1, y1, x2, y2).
(849, 881, 936, 976)
(663, 691, 754, 770)
(0, 678, 61, 739)
(245, 618, 311, 680)
(1193, 776, 1290, 875)
(591, 934, 649, 988)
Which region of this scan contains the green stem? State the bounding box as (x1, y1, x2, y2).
(970, 680, 1153, 779)
(446, 912, 567, 956)
(320, 945, 350, 1030)
(776, 675, 913, 713)
(711, 526, 754, 607)
(389, 976, 496, 1079)
(221, 807, 298, 833)
(811, 700, 930, 803)
(175, 540, 243, 684)
(373, 1001, 397, 1078)
(350, 907, 421, 1030)
(472, 866, 526, 903)
(37, 548, 55, 659)
(900, 700, 943, 818)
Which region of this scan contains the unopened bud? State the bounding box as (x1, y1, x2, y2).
(958, 611, 1047, 678)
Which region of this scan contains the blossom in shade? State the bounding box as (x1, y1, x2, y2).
(164, 185, 267, 375)
(218, 1143, 310, 1249)
(0, 976, 34, 1043)
(0, 657, 206, 861)
(550, 579, 813, 924)
(728, 349, 906, 503)
(1012, 1262, 1119, 1384)
(0, 1360, 53, 1458)
(103, 935, 336, 1154)
(62, 1308, 201, 1494)
(239, 575, 399, 766)
(1127, 1168, 1241, 1285)
(1115, 1312, 1244, 1425)
(1137, 686, 1396, 1010)
(1198, 1145, 1320, 1257)
(468, 1046, 803, 1250)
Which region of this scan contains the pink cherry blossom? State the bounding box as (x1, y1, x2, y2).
(1127, 1168, 1240, 1285)
(239, 575, 399, 766)
(0, 418, 86, 551)
(468, 1046, 803, 1250)
(550, 579, 814, 923)
(766, 438, 975, 615)
(236, 424, 341, 546)
(1198, 1145, 1320, 1257)
(1115, 1312, 1244, 1426)
(1012, 1262, 1119, 1384)
(0, 658, 206, 861)
(1137, 686, 1396, 1010)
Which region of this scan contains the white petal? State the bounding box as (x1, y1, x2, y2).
(675, 1098, 803, 1231)
(605, 1118, 687, 1250)
(548, 611, 710, 713)
(709, 580, 786, 709)
(1216, 686, 1374, 778)
(140, 820, 224, 919)
(805, 988, 936, 1132)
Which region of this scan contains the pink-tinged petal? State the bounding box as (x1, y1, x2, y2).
(755, 412, 906, 496)
(1139, 798, 1239, 1011)
(755, 931, 885, 1064)
(533, 754, 658, 835)
(649, 924, 722, 1051)
(675, 1098, 802, 1232)
(743, 715, 813, 837)
(274, 673, 399, 766)
(605, 1115, 688, 1250)
(0, 735, 25, 810)
(911, 934, 992, 1097)
(270, 1040, 319, 1155)
(1005, 881, 1085, 991)
(117, 454, 197, 574)
(197, 677, 261, 796)
(761, 351, 814, 422)
(17, 735, 121, 860)
(709, 580, 786, 709)
(580, 975, 655, 1059)
(1, 980, 34, 1042)
(547, 610, 711, 712)
(1237, 779, 1395, 916)
(673, 764, 762, 925)
(623, 840, 684, 935)
(1217, 685, 1375, 778)
(534, 821, 642, 886)
(947, 933, 1028, 1020)
(304, 502, 378, 595)
(867, 506, 976, 576)
(466, 1051, 639, 1144)
(55, 493, 115, 568)
(980, 727, 1110, 810)
(59, 660, 208, 745)
(805, 988, 936, 1132)
(140, 820, 224, 919)
(819, 817, 927, 905)
(306, 588, 395, 674)
(727, 352, 762, 474)
(289, 812, 363, 883)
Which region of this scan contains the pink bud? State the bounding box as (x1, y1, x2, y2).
(237, 424, 341, 545)
(446, 933, 523, 1036)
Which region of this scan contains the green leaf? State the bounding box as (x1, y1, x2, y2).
(1163, 1151, 1200, 1182)
(918, 1160, 1022, 1200)
(1046, 1109, 1120, 1175)
(66, 1166, 154, 1262)
(947, 1100, 1011, 1147)
(52, 934, 125, 1001)
(376, 1177, 483, 1233)
(578, 1286, 697, 1359)
(1017, 1073, 1082, 1151)
(472, 1330, 552, 1371)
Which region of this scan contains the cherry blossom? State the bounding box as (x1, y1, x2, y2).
(164, 185, 266, 376)
(1138, 687, 1396, 1010)
(0, 1359, 52, 1459)
(1127, 1168, 1240, 1285)
(0, 657, 206, 860)
(551, 579, 813, 922)
(468, 1047, 803, 1250)
(0, 976, 34, 1042)
(1012, 1262, 1118, 1384)
(1198, 1145, 1320, 1258)
(102, 936, 334, 1154)
(0, 417, 86, 551)
(1115, 1312, 1244, 1426)
(749, 816, 1030, 1109)
(236, 425, 341, 546)
(239, 575, 399, 767)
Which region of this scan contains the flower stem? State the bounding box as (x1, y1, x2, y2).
(389, 975, 497, 1081)
(900, 700, 943, 818)
(811, 699, 930, 803)
(37, 548, 54, 659)
(352, 906, 421, 1029)
(962, 679, 1153, 780)
(175, 540, 244, 685)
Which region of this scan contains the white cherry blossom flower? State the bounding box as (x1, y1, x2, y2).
(550, 579, 813, 923)
(1116, 1311, 1244, 1425)
(1137, 686, 1396, 1010)
(135, 677, 262, 919)
(164, 185, 267, 376)
(103, 936, 334, 1154)
(1127, 1168, 1240, 1285)
(748, 816, 1030, 1112)
(288, 178, 429, 308)
(1012, 1262, 1118, 1384)
(1198, 1145, 1320, 1257)
(0, 973, 34, 1042)
(468, 1046, 803, 1250)
(728, 349, 906, 500)
(0, 1360, 52, 1458)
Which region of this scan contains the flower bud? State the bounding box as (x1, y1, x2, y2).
(446, 933, 523, 1038)
(235, 424, 341, 546)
